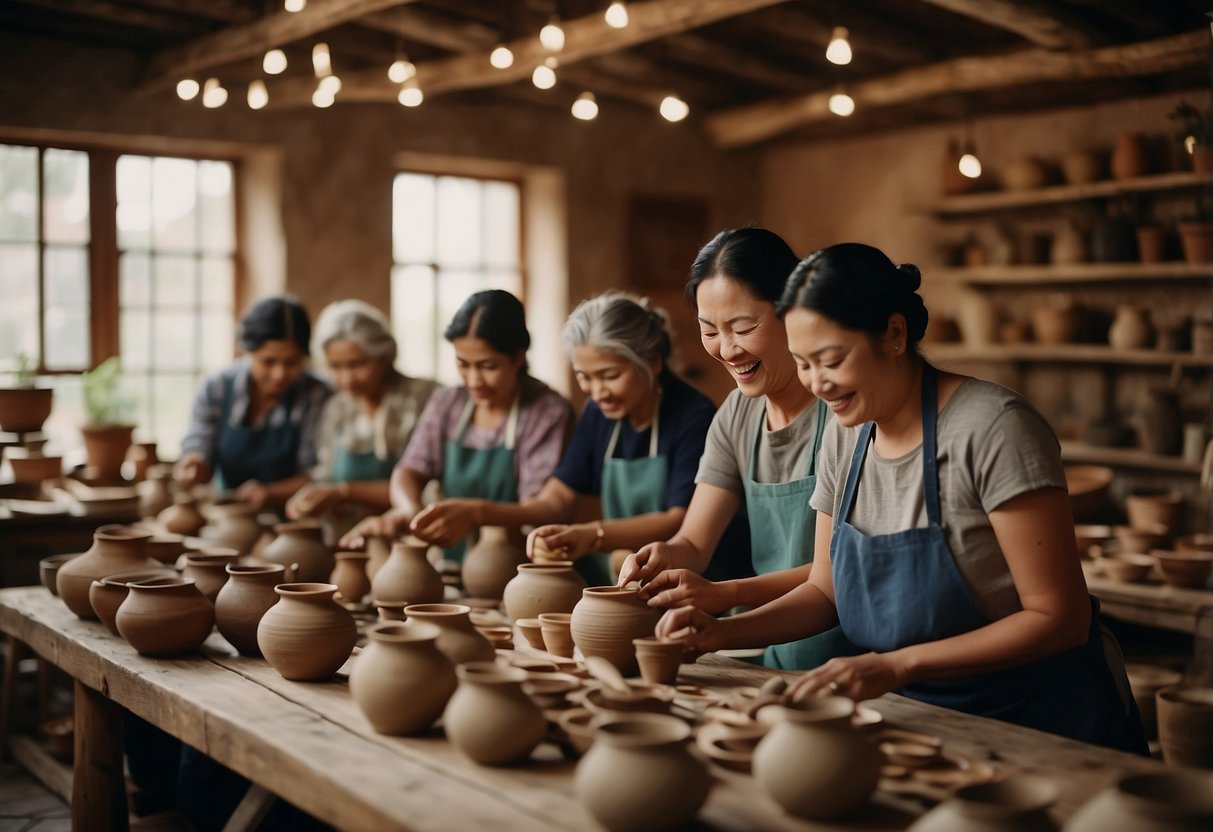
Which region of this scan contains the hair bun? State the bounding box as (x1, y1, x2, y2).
(895, 262, 922, 292)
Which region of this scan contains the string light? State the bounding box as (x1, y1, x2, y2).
(263, 48, 287, 75)
(318, 75, 342, 96)
(176, 79, 199, 101)
(490, 45, 515, 69)
(659, 94, 689, 122)
(827, 88, 855, 116)
(247, 80, 269, 110)
(539, 17, 565, 51)
(202, 78, 227, 108)
(312, 42, 331, 77)
(312, 88, 335, 108)
(398, 81, 423, 107)
(284, 0, 305, 12)
(958, 151, 982, 179)
(388, 58, 415, 83)
(571, 91, 598, 120)
(826, 26, 852, 66)
(532, 58, 557, 90)
(604, 2, 629, 29)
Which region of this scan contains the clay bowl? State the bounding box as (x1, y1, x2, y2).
(40, 553, 80, 596)
(1176, 534, 1213, 555)
(1099, 552, 1156, 583)
(697, 720, 767, 773)
(522, 672, 583, 710)
(574, 680, 675, 716)
(8, 452, 63, 485)
(1152, 550, 1213, 589)
(1115, 524, 1169, 554)
(144, 534, 188, 566)
(1125, 492, 1184, 535)
(476, 624, 514, 650)
(1075, 524, 1115, 558)
(515, 617, 547, 650)
(1065, 465, 1113, 522)
(556, 707, 596, 755)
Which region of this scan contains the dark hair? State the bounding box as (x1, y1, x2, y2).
(239, 295, 311, 353)
(777, 243, 929, 347)
(444, 289, 531, 357)
(687, 227, 800, 308)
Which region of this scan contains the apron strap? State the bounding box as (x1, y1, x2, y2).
(837, 422, 874, 525)
(454, 395, 520, 450)
(454, 398, 476, 440)
(747, 403, 766, 481)
(805, 397, 828, 478)
(921, 365, 942, 527)
(603, 394, 662, 463)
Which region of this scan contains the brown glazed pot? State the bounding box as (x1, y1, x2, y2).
(88, 569, 178, 635)
(570, 587, 661, 676)
(402, 603, 496, 665)
(1066, 771, 1213, 832)
(443, 662, 547, 766)
(501, 562, 587, 622)
(261, 520, 332, 584)
(115, 577, 215, 656)
(57, 525, 160, 619)
(158, 493, 206, 537)
(330, 552, 371, 605)
(214, 563, 287, 656)
(462, 526, 526, 600)
(906, 776, 1058, 832)
(349, 621, 456, 736)
(369, 538, 443, 605)
(0, 386, 53, 433)
(257, 583, 357, 681)
(575, 712, 711, 832)
(202, 501, 263, 555)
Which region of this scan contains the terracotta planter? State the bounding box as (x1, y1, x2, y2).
(88, 569, 177, 635)
(1066, 771, 1213, 831)
(402, 603, 496, 665)
(501, 562, 587, 622)
(214, 563, 287, 656)
(907, 776, 1058, 832)
(1111, 133, 1149, 180)
(261, 520, 332, 583)
(201, 501, 263, 554)
(257, 582, 357, 681)
(539, 612, 575, 658)
(182, 550, 241, 603)
(1136, 225, 1167, 264)
(116, 577, 215, 656)
(369, 538, 443, 605)
(1126, 664, 1183, 740)
(1178, 221, 1213, 264)
(7, 451, 63, 485)
(463, 526, 526, 600)
(57, 525, 159, 619)
(575, 713, 711, 832)
(349, 621, 456, 736)
(158, 493, 206, 537)
(632, 638, 685, 686)
(330, 551, 371, 604)
(0, 387, 53, 433)
(1108, 305, 1153, 351)
(1156, 687, 1213, 769)
(81, 424, 134, 482)
(443, 662, 547, 766)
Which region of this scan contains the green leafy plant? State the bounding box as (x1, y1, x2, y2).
(11, 352, 37, 388)
(81, 356, 133, 426)
(1170, 100, 1213, 146)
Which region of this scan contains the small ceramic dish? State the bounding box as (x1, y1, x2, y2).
(1099, 552, 1156, 583)
(880, 739, 945, 769)
(514, 617, 547, 650)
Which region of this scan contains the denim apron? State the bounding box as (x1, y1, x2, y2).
(744, 398, 858, 670)
(214, 372, 303, 491)
(439, 397, 520, 563)
(831, 366, 1146, 753)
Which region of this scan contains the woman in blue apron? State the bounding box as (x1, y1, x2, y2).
(619, 228, 856, 670)
(341, 290, 573, 561)
(285, 300, 439, 541)
(657, 243, 1145, 754)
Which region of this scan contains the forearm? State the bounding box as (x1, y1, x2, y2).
(339, 480, 392, 510)
(593, 509, 684, 553)
(389, 467, 425, 518)
(713, 579, 839, 651)
(727, 564, 814, 609)
(263, 474, 311, 507)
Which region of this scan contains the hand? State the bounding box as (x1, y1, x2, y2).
(174, 452, 210, 488)
(338, 510, 410, 550)
(409, 499, 480, 548)
(235, 479, 270, 511)
(285, 483, 337, 520)
(785, 652, 911, 703)
(528, 524, 597, 560)
(527, 526, 571, 561)
(654, 606, 726, 656)
(636, 569, 735, 614)
(617, 541, 677, 587)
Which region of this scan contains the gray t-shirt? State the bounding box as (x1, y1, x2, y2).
(810, 378, 1065, 619)
(696, 389, 824, 495)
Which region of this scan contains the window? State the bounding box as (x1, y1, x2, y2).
(391, 173, 522, 385)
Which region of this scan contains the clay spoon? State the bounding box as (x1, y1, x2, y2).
(585, 655, 632, 695)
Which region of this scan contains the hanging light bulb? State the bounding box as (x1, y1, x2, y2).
(827, 88, 855, 117)
(318, 74, 342, 96)
(398, 80, 423, 107)
(539, 17, 565, 51)
(571, 91, 598, 121)
(176, 79, 200, 101)
(263, 48, 287, 75)
(826, 26, 852, 66)
(388, 58, 416, 83)
(312, 42, 331, 77)
(202, 78, 227, 108)
(247, 79, 269, 110)
(284, 0, 306, 12)
(659, 94, 689, 122)
(532, 58, 557, 90)
(958, 150, 982, 179)
(604, 2, 629, 29)
(312, 87, 335, 108)
(490, 45, 515, 69)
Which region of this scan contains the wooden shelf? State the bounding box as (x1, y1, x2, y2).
(924, 343, 1213, 368)
(930, 262, 1213, 286)
(1060, 441, 1201, 475)
(933, 171, 1213, 216)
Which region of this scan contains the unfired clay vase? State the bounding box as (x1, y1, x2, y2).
(1109, 305, 1153, 351)
(39, 553, 79, 596)
(574, 712, 711, 832)
(1127, 664, 1183, 740)
(261, 520, 332, 583)
(127, 442, 158, 482)
(364, 535, 390, 581)
(57, 525, 160, 619)
(1125, 492, 1183, 533)
(632, 638, 684, 686)
(330, 551, 371, 605)
(1065, 771, 1213, 832)
(1156, 686, 1213, 768)
(144, 534, 186, 566)
(955, 290, 998, 347)
(182, 550, 240, 603)
(462, 526, 526, 600)
(137, 468, 173, 520)
(402, 603, 496, 665)
(752, 697, 881, 820)
(443, 662, 547, 766)
(502, 562, 587, 622)
(158, 493, 206, 537)
(570, 587, 661, 676)
(202, 501, 263, 554)
(214, 563, 287, 656)
(375, 601, 409, 621)
(370, 538, 443, 605)
(89, 569, 177, 635)
(115, 577, 215, 656)
(257, 582, 357, 681)
(907, 777, 1059, 832)
(349, 621, 456, 736)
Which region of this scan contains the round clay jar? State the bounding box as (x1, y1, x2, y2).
(256, 582, 357, 681)
(502, 562, 587, 622)
(115, 577, 215, 656)
(349, 621, 456, 736)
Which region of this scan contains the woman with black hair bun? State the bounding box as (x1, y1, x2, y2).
(654, 242, 1146, 754)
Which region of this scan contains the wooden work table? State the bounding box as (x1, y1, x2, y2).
(1083, 561, 1213, 635)
(0, 585, 1169, 832)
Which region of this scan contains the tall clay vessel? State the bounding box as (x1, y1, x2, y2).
(402, 603, 496, 665)
(462, 526, 526, 600)
(261, 520, 333, 583)
(214, 563, 286, 656)
(443, 663, 547, 766)
(370, 538, 443, 605)
(349, 622, 456, 736)
(502, 562, 587, 622)
(57, 525, 159, 619)
(115, 577, 215, 656)
(158, 493, 206, 537)
(1065, 771, 1213, 832)
(257, 583, 357, 681)
(330, 552, 371, 604)
(570, 586, 661, 676)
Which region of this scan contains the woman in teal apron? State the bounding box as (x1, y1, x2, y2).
(657, 243, 1145, 754)
(619, 228, 857, 670)
(285, 300, 439, 541)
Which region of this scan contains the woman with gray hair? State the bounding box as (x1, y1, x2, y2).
(286, 299, 439, 526)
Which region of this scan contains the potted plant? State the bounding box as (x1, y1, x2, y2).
(1169, 100, 1213, 175)
(80, 356, 136, 482)
(1177, 192, 1213, 265)
(0, 353, 54, 435)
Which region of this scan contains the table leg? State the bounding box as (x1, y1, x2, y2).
(73, 679, 128, 832)
(0, 636, 24, 761)
(222, 784, 277, 832)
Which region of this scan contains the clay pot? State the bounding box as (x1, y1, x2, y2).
(375, 601, 409, 621)
(1156, 687, 1213, 769)
(575, 713, 711, 832)
(89, 569, 177, 634)
(261, 520, 332, 583)
(443, 662, 547, 766)
(349, 621, 456, 736)
(364, 535, 390, 581)
(1051, 225, 1087, 265)
(632, 638, 685, 686)
(1108, 305, 1153, 351)
(1031, 304, 1078, 345)
(570, 587, 662, 676)
(1115, 524, 1168, 553)
(116, 577, 215, 656)
(201, 501, 263, 554)
(257, 583, 357, 681)
(1099, 553, 1155, 583)
(1152, 550, 1213, 589)
(539, 612, 575, 658)
(955, 290, 999, 347)
(330, 552, 370, 604)
(752, 697, 881, 820)
(1125, 492, 1183, 533)
(214, 563, 287, 656)
(402, 603, 496, 665)
(1061, 150, 1105, 184)
(81, 424, 134, 482)
(1066, 771, 1213, 831)
(1178, 221, 1213, 264)
(1136, 225, 1167, 264)
(127, 442, 158, 482)
(369, 538, 443, 605)
(1194, 318, 1213, 355)
(57, 525, 160, 619)
(1000, 321, 1032, 345)
(1111, 133, 1149, 180)
(1139, 388, 1182, 456)
(515, 618, 546, 650)
(137, 469, 174, 520)
(158, 493, 206, 537)
(1126, 664, 1183, 740)
(0, 386, 53, 433)
(8, 451, 63, 484)
(144, 534, 186, 566)
(463, 526, 526, 600)
(908, 776, 1058, 832)
(502, 562, 588, 622)
(182, 550, 240, 603)
(1176, 534, 1213, 555)
(39, 553, 79, 596)
(1065, 465, 1113, 523)
(1004, 156, 1048, 191)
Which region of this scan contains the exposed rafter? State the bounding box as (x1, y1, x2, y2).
(915, 0, 1093, 49)
(663, 32, 812, 90)
(14, 0, 198, 33)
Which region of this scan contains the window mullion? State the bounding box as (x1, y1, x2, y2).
(89, 148, 119, 367)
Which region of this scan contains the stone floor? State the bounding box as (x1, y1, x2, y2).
(0, 762, 69, 832)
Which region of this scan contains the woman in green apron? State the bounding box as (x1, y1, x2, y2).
(618, 228, 857, 670)
(340, 290, 573, 560)
(285, 300, 438, 541)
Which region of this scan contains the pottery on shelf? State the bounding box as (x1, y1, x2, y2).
(1051, 224, 1088, 265)
(1156, 686, 1213, 769)
(443, 662, 547, 766)
(260, 520, 332, 584)
(214, 563, 287, 656)
(1151, 550, 1213, 589)
(257, 583, 357, 681)
(349, 621, 456, 736)
(502, 562, 587, 622)
(8, 451, 63, 485)
(570, 587, 661, 676)
(1108, 305, 1153, 351)
(1004, 156, 1048, 191)
(1065, 770, 1213, 832)
(57, 525, 160, 619)
(0, 386, 53, 433)
(369, 537, 443, 605)
(1136, 225, 1166, 264)
(402, 603, 496, 665)
(1061, 150, 1105, 185)
(201, 501, 263, 555)
(1110, 132, 1149, 180)
(1031, 303, 1079, 345)
(907, 776, 1058, 832)
(88, 569, 177, 635)
(330, 551, 371, 605)
(575, 712, 711, 832)
(1125, 492, 1183, 534)
(182, 550, 241, 603)
(955, 289, 999, 347)
(462, 526, 526, 600)
(115, 577, 215, 656)
(158, 493, 206, 537)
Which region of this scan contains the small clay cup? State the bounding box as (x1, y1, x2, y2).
(632, 637, 685, 686)
(515, 617, 547, 650)
(539, 612, 574, 658)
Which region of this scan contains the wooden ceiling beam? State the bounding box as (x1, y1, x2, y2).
(735, 5, 936, 66)
(914, 0, 1092, 49)
(662, 32, 812, 90)
(121, 0, 257, 25)
(357, 7, 497, 52)
(706, 30, 1211, 148)
(12, 0, 198, 33)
